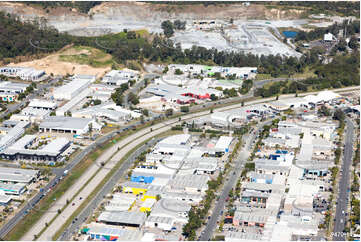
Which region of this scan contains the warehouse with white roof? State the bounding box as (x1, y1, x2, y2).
(53, 75, 95, 100)
(28, 99, 57, 110)
(0, 167, 39, 184)
(0, 121, 29, 152)
(0, 67, 46, 81)
(39, 116, 101, 135)
(215, 136, 234, 153)
(1, 135, 70, 161)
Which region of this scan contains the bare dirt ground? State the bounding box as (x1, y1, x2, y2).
(8, 45, 110, 78)
(0, 2, 307, 35)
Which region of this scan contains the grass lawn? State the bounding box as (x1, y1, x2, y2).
(59, 46, 115, 68)
(290, 67, 317, 79)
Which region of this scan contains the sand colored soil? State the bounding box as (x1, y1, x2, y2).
(9, 46, 111, 78)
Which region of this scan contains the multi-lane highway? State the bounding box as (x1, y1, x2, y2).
(0, 85, 357, 240)
(333, 118, 355, 241)
(59, 138, 162, 240)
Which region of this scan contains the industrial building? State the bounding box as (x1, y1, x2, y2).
(167, 174, 209, 194)
(168, 64, 257, 79)
(0, 67, 46, 81)
(0, 81, 30, 102)
(145, 216, 175, 231)
(0, 121, 29, 152)
(97, 211, 146, 227)
(0, 167, 39, 184)
(105, 193, 136, 212)
(72, 103, 141, 122)
(102, 70, 138, 86)
(39, 116, 101, 135)
(0, 183, 26, 195)
(10, 107, 50, 123)
(145, 83, 222, 104)
(86, 224, 143, 241)
(1, 135, 71, 161)
(55, 88, 92, 116)
(53, 75, 95, 100)
(28, 99, 57, 110)
(0, 194, 12, 206)
(151, 198, 191, 224)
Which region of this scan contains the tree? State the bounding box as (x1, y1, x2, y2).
(173, 20, 186, 30)
(128, 92, 139, 105)
(165, 108, 173, 117)
(93, 99, 101, 105)
(88, 122, 93, 137)
(337, 38, 347, 52)
(175, 68, 183, 75)
(210, 94, 218, 101)
(126, 31, 136, 39)
(180, 106, 189, 113)
(142, 109, 149, 117)
(163, 66, 169, 74)
(349, 36, 359, 49)
(161, 20, 174, 38)
(50, 111, 56, 116)
(318, 105, 331, 116)
(333, 108, 345, 121)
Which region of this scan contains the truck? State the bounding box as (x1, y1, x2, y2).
(63, 170, 69, 176)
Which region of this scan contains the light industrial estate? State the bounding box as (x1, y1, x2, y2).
(0, 1, 358, 242)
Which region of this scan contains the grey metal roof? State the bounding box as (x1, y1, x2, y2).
(40, 117, 92, 130)
(0, 167, 38, 184)
(98, 211, 146, 226)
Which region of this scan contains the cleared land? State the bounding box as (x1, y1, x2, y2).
(9, 45, 112, 78)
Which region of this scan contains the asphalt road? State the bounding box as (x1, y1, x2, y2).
(0, 126, 124, 240)
(0, 85, 357, 239)
(199, 120, 272, 241)
(59, 138, 161, 240)
(0, 77, 60, 120)
(333, 118, 355, 241)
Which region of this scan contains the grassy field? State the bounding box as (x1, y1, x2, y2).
(291, 67, 317, 79)
(59, 46, 115, 68)
(255, 67, 316, 81)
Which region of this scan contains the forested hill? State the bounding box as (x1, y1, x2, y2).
(0, 12, 72, 59)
